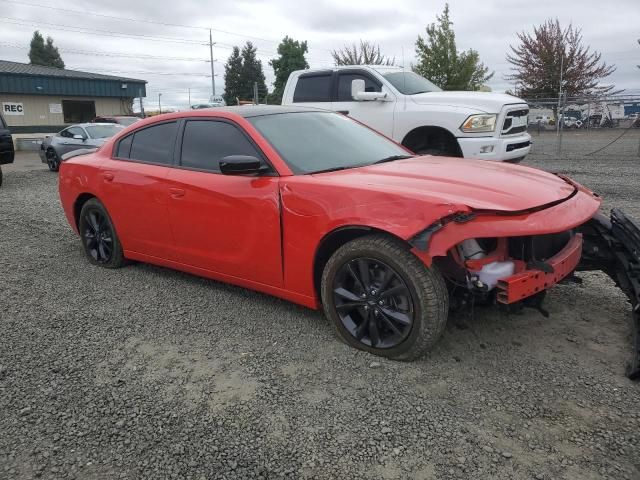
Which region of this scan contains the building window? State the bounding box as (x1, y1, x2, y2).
(62, 100, 96, 123)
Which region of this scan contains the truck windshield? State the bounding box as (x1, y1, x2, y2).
(382, 71, 442, 95)
(248, 111, 410, 175)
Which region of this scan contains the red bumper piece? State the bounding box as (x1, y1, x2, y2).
(497, 234, 583, 304)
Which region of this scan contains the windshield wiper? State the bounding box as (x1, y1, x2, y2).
(311, 166, 349, 174)
(371, 154, 415, 165)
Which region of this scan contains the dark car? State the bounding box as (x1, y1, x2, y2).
(0, 112, 15, 187)
(92, 116, 140, 127)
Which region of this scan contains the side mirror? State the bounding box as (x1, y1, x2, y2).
(73, 134, 86, 141)
(219, 155, 264, 175)
(351, 79, 388, 101)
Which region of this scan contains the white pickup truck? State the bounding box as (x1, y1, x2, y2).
(281, 65, 531, 162)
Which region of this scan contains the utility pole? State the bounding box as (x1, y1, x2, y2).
(209, 29, 216, 99)
(138, 87, 145, 118)
(556, 52, 564, 155)
(253, 82, 258, 105)
(158, 93, 162, 114)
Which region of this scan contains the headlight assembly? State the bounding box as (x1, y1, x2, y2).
(460, 114, 497, 133)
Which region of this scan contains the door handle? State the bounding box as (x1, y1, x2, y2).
(336, 110, 349, 115)
(169, 187, 185, 198)
(101, 172, 114, 182)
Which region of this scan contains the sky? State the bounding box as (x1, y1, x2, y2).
(1, 0, 638, 110)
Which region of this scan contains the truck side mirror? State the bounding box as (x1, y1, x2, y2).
(351, 79, 388, 102)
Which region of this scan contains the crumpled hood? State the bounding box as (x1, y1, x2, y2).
(312, 156, 576, 212)
(410, 91, 526, 113)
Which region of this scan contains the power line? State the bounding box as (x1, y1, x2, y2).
(0, 0, 285, 45)
(0, 41, 214, 62)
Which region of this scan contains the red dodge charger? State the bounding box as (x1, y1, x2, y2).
(58, 106, 640, 375)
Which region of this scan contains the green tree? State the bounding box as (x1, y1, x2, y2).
(240, 41, 267, 103)
(413, 4, 492, 90)
(269, 36, 309, 104)
(331, 40, 394, 66)
(223, 46, 243, 105)
(28, 31, 65, 68)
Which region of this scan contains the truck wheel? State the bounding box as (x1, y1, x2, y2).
(405, 130, 461, 157)
(320, 234, 449, 361)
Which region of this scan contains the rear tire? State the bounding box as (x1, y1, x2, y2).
(78, 198, 125, 268)
(320, 234, 449, 361)
(46, 148, 60, 172)
(0, 166, 3, 187)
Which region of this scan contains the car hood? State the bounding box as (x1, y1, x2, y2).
(410, 91, 526, 113)
(312, 157, 576, 212)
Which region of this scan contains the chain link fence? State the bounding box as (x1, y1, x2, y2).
(522, 93, 640, 158)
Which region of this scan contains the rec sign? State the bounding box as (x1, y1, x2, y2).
(2, 102, 24, 115)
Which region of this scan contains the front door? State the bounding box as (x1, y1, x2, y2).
(334, 70, 396, 137)
(57, 126, 88, 156)
(166, 119, 282, 287)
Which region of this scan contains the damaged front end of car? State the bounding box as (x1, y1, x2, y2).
(409, 179, 640, 379)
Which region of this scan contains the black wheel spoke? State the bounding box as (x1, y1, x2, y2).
(369, 312, 380, 347)
(357, 259, 371, 289)
(354, 311, 370, 340)
(83, 209, 114, 263)
(379, 284, 409, 299)
(346, 263, 366, 292)
(334, 287, 362, 302)
(378, 310, 403, 336)
(380, 307, 411, 326)
(378, 266, 395, 293)
(335, 301, 365, 311)
(88, 212, 100, 232)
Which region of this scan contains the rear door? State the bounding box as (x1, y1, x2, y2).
(0, 113, 14, 165)
(99, 121, 178, 260)
(290, 70, 334, 111)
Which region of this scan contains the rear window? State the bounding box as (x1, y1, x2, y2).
(293, 74, 332, 103)
(86, 124, 123, 139)
(126, 122, 178, 165)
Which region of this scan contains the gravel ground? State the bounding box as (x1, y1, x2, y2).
(1, 149, 639, 480)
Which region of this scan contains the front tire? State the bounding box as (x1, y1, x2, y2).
(320, 235, 448, 361)
(78, 198, 125, 268)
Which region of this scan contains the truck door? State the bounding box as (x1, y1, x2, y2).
(334, 70, 396, 137)
(290, 70, 334, 110)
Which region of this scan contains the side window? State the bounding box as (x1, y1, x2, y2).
(180, 120, 261, 172)
(337, 73, 381, 101)
(293, 74, 332, 103)
(67, 127, 85, 138)
(116, 134, 133, 159)
(129, 122, 178, 165)
(59, 129, 72, 138)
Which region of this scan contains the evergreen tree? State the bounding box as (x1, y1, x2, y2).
(413, 4, 492, 90)
(269, 36, 309, 104)
(28, 31, 65, 68)
(240, 42, 267, 103)
(223, 46, 243, 105)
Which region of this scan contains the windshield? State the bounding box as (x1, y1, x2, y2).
(249, 112, 409, 174)
(85, 125, 124, 139)
(382, 71, 442, 95)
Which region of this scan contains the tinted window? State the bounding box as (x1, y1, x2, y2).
(293, 74, 332, 102)
(65, 127, 85, 138)
(381, 71, 442, 94)
(249, 112, 409, 174)
(129, 122, 178, 165)
(116, 134, 133, 158)
(86, 124, 123, 139)
(180, 120, 260, 172)
(337, 73, 381, 101)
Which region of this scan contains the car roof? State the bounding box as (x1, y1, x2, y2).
(65, 123, 123, 128)
(204, 105, 327, 118)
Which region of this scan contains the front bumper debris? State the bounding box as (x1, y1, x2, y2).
(497, 234, 583, 304)
(578, 209, 640, 380)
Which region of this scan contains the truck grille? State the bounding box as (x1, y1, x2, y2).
(502, 108, 529, 136)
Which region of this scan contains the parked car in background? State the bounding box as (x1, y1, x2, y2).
(282, 66, 532, 162)
(57, 106, 639, 376)
(40, 123, 124, 171)
(0, 111, 15, 187)
(92, 116, 140, 127)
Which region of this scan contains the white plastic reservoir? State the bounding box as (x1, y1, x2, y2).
(472, 261, 515, 290)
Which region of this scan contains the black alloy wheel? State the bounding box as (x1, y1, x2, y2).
(321, 235, 448, 360)
(333, 258, 414, 349)
(78, 198, 125, 268)
(46, 148, 60, 172)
